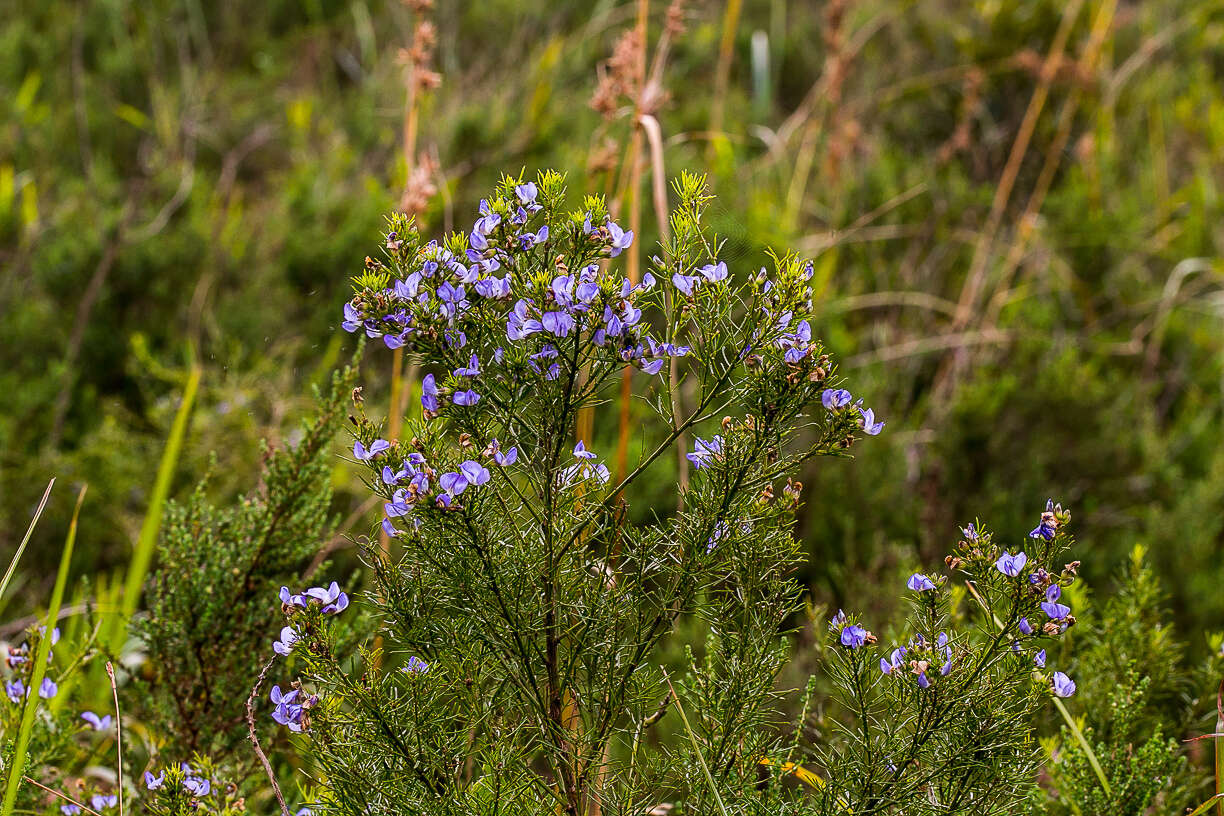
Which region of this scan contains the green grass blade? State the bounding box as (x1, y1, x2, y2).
(1052, 696, 1111, 797)
(116, 365, 200, 633)
(0, 478, 55, 604)
(1, 486, 85, 816)
(663, 671, 729, 816)
(1187, 793, 1224, 816)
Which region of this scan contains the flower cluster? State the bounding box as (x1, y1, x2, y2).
(879, 631, 954, 687)
(270, 683, 317, 733)
(340, 181, 702, 395)
(821, 387, 885, 435)
(843, 500, 1079, 701)
(280, 582, 350, 615)
(353, 434, 523, 535)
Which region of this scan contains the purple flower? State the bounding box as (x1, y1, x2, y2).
(520, 225, 549, 251)
(440, 471, 469, 496)
(907, 573, 936, 592)
(493, 444, 518, 466)
(1051, 671, 1076, 698)
(573, 441, 596, 460)
(279, 586, 307, 608)
(671, 272, 701, 296)
(303, 581, 349, 614)
(403, 656, 430, 674)
(144, 771, 165, 791)
(183, 776, 212, 797)
(995, 551, 1028, 578)
(916, 671, 930, 688)
(60, 806, 80, 815)
(686, 436, 724, 470)
(270, 685, 305, 733)
(1029, 498, 1059, 540)
(698, 261, 728, 282)
(421, 374, 440, 414)
(542, 311, 575, 338)
(39, 677, 57, 699)
(839, 624, 869, 649)
(821, 389, 852, 410)
(341, 302, 362, 333)
(1041, 585, 1070, 620)
(859, 407, 886, 435)
(1034, 649, 1046, 668)
(880, 647, 907, 675)
(90, 795, 117, 811)
(961, 523, 979, 542)
(607, 221, 633, 256)
(353, 439, 390, 461)
(515, 182, 538, 206)
(273, 626, 299, 656)
(460, 460, 491, 487)
(454, 355, 481, 378)
(81, 711, 113, 731)
(1018, 617, 1033, 636)
(453, 389, 481, 406)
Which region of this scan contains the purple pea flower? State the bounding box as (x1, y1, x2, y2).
(840, 624, 869, 649)
(144, 771, 165, 791)
(341, 302, 362, 333)
(302, 581, 349, 614)
(353, 439, 390, 461)
(1029, 498, 1059, 540)
(515, 182, 538, 206)
(698, 261, 728, 282)
(81, 711, 113, 731)
(1018, 617, 1034, 635)
(39, 677, 57, 699)
(686, 436, 724, 470)
(573, 441, 596, 460)
(1051, 671, 1076, 698)
(453, 389, 481, 406)
(454, 355, 480, 378)
(542, 311, 575, 338)
(422, 374, 440, 414)
(859, 407, 886, 435)
(90, 795, 117, 811)
(907, 573, 936, 592)
(459, 460, 490, 487)
(607, 221, 633, 256)
(403, 656, 430, 674)
(1034, 649, 1046, 668)
(995, 551, 1028, 578)
(273, 626, 299, 656)
(183, 776, 212, 797)
(493, 445, 518, 466)
(671, 272, 701, 296)
(1041, 585, 1070, 620)
(880, 647, 907, 675)
(60, 806, 80, 816)
(821, 389, 852, 410)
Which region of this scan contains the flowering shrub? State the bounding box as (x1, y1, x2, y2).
(814, 504, 1081, 812)
(264, 171, 883, 814)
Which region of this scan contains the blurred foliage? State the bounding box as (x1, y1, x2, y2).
(1, 0, 1223, 712)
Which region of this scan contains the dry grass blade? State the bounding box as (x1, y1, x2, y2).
(0, 478, 54, 605)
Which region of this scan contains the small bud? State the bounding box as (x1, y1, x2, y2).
(352, 386, 364, 404)
(458, 432, 473, 447)
(721, 416, 733, 431)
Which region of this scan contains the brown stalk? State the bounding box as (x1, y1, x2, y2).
(982, 0, 1119, 333)
(246, 657, 292, 816)
(949, 0, 1087, 331)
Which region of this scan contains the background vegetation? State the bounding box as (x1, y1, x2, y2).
(2, 0, 1223, 809)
